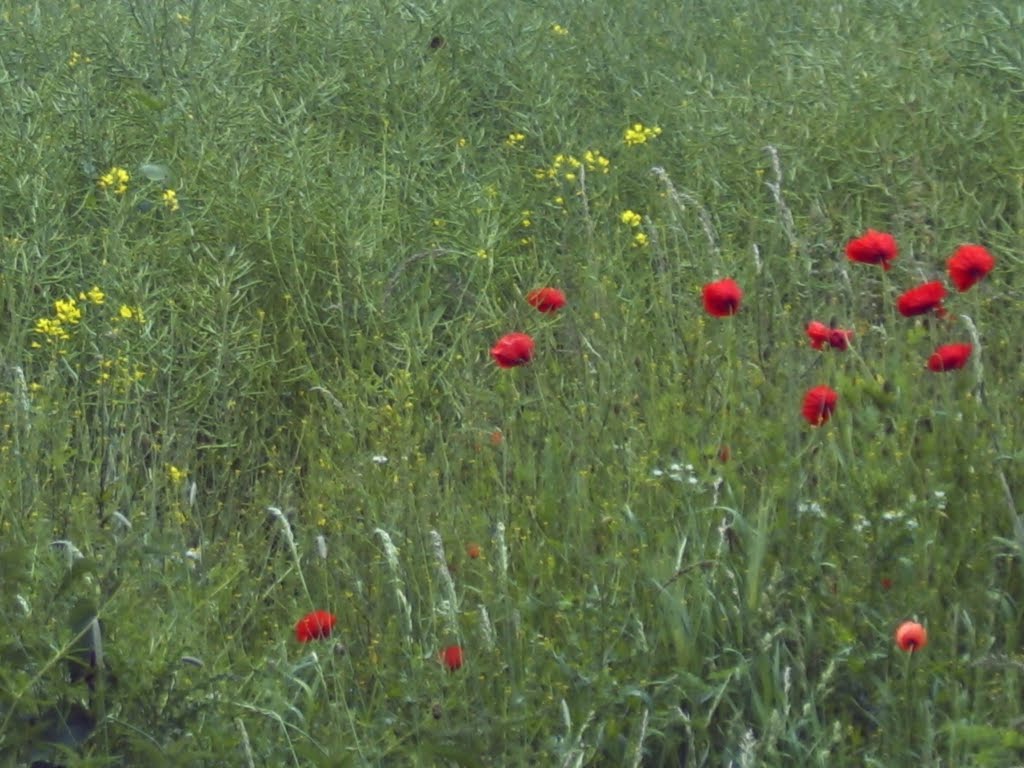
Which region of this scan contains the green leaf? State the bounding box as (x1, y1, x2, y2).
(139, 163, 170, 182)
(67, 599, 100, 686)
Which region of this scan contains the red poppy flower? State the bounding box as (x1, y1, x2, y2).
(526, 287, 567, 313)
(466, 542, 481, 559)
(490, 332, 535, 368)
(440, 644, 464, 671)
(829, 329, 853, 350)
(947, 244, 994, 292)
(806, 321, 853, 351)
(846, 229, 897, 271)
(806, 321, 830, 350)
(880, 577, 893, 591)
(927, 342, 972, 372)
(295, 610, 337, 643)
(717, 444, 731, 463)
(702, 278, 742, 317)
(895, 620, 927, 652)
(802, 385, 838, 426)
(896, 281, 947, 317)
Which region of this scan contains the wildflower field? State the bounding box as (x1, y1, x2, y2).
(2, 0, 1023, 765)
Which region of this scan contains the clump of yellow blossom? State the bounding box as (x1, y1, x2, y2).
(167, 465, 188, 484)
(162, 189, 180, 213)
(584, 150, 611, 174)
(535, 150, 610, 184)
(99, 357, 146, 390)
(535, 153, 581, 182)
(620, 210, 649, 247)
(98, 166, 130, 195)
(78, 286, 105, 305)
(551, 23, 569, 36)
(623, 123, 662, 146)
(33, 317, 70, 344)
(32, 296, 83, 347)
(67, 50, 91, 67)
(518, 210, 534, 246)
(620, 210, 643, 228)
(116, 304, 145, 323)
(54, 298, 82, 325)
(505, 132, 526, 148)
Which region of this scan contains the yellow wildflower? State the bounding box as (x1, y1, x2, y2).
(633, 231, 649, 247)
(584, 150, 610, 174)
(162, 189, 180, 212)
(623, 123, 663, 146)
(505, 132, 526, 147)
(33, 317, 69, 341)
(551, 23, 569, 36)
(167, 465, 187, 484)
(117, 304, 145, 323)
(620, 210, 643, 227)
(79, 286, 105, 305)
(67, 50, 91, 67)
(54, 298, 81, 325)
(536, 153, 587, 183)
(98, 166, 130, 195)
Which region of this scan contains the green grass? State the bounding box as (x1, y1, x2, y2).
(1, 0, 1023, 764)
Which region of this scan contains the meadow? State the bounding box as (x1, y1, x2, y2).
(1, 0, 1023, 764)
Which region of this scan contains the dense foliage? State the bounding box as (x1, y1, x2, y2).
(1, 0, 1023, 764)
